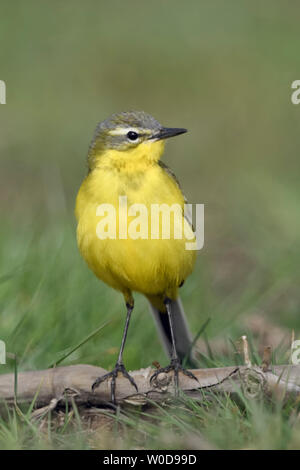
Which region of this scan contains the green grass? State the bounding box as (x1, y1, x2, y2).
(1, 185, 300, 449)
(1, 385, 300, 450)
(1, 0, 300, 450)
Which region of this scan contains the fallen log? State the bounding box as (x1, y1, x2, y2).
(1, 363, 300, 414)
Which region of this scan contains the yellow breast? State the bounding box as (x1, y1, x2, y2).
(75, 143, 196, 297)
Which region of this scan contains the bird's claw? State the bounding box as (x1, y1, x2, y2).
(92, 362, 138, 404)
(150, 358, 198, 392)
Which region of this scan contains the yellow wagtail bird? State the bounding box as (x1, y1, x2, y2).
(75, 111, 198, 402)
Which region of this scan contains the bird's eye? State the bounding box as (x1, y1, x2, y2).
(127, 131, 139, 141)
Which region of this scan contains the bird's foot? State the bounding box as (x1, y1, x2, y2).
(150, 357, 198, 393)
(92, 362, 138, 404)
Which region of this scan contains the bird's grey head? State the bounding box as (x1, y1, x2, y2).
(88, 110, 187, 156)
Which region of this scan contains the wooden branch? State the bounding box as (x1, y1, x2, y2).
(1, 363, 300, 413)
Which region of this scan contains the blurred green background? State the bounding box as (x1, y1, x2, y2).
(1, 0, 300, 373)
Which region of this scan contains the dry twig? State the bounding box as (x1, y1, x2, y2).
(0, 362, 300, 412)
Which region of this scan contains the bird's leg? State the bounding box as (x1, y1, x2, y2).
(150, 298, 198, 393)
(92, 301, 138, 404)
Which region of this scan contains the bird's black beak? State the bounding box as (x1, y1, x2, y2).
(152, 127, 187, 141)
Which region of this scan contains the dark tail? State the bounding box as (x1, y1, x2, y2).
(148, 297, 197, 367)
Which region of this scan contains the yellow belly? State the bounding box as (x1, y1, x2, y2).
(75, 164, 196, 298)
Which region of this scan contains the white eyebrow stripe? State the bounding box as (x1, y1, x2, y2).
(108, 127, 140, 136)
